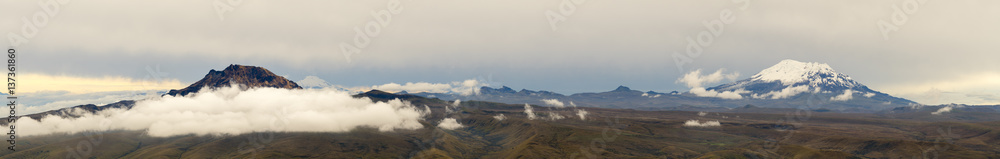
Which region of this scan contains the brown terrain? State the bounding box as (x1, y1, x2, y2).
(3, 65, 998, 158)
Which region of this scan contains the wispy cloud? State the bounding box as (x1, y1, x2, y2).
(575, 109, 588, 120)
(677, 69, 745, 99)
(683, 120, 721, 127)
(830, 89, 854, 101)
(880, 72, 1000, 105)
(931, 106, 953, 115)
(362, 79, 486, 96)
(523, 104, 537, 120)
(751, 85, 810, 99)
(677, 69, 740, 88)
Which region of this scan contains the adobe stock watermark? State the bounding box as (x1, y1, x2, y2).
(66, 64, 171, 159)
(545, 0, 590, 31)
(213, 0, 245, 21)
(6, 49, 17, 152)
(236, 107, 291, 158)
(405, 75, 495, 159)
(914, 126, 956, 158)
(671, 0, 750, 73)
(7, 0, 72, 47)
(753, 92, 819, 156)
(65, 64, 171, 158)
(340, 0, 412, 63)
(568, 116, 624, 159)
(877, 0, 928, 40)
(63, 120, 112, 159)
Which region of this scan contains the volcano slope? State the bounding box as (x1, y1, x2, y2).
(3, 91, 999, 158)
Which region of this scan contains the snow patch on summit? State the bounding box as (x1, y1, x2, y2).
(751, 59, 857, 88)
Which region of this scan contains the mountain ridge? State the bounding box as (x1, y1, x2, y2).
(410, 60, 919, 112)
(165, 64, 302, 96)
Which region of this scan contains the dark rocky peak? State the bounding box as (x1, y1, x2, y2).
(480, 86, 517, 94)
(166, 64, 302, 97)
(353, 89, 424, 102)
(612, 86, 632, 92)
(519, 89, 536, 94)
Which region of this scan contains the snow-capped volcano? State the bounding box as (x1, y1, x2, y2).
(750, 59, 859, 88)
(708, 60, 912, 104)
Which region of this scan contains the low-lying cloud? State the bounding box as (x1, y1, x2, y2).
(523, 104, 537, 120)
(677, 69, 740, 88)
(683, 120, 721, 127)
(493, 114, 506, 121)
(830, 90, 854, 101)
(547, 112, 565, 120)
(367, 79, 486, 96)
(446, 100, 461, 114)
(15, 85, 429, 137)
(576, 109, 588, 120)
(541, 99, 565, 108)
(677, 69, 745, 99)
(437, 118, 463, 130)
(751, 85, 810, 99)
(931, 105, 961, 115)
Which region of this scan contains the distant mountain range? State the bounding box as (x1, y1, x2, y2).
(410, 60, 923, 112)
(6, 64, 1000, 158)
(7, 61, 989, 121)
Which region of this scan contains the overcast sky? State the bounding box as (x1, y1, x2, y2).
(3, 0, 998, 106)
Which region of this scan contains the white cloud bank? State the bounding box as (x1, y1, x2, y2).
(677, 69, 745, 99)
(14, 85, 429, 137)
(683, 120, 721, 127)
(541, 99, 565, 108)
(437, 118, 463, 130)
